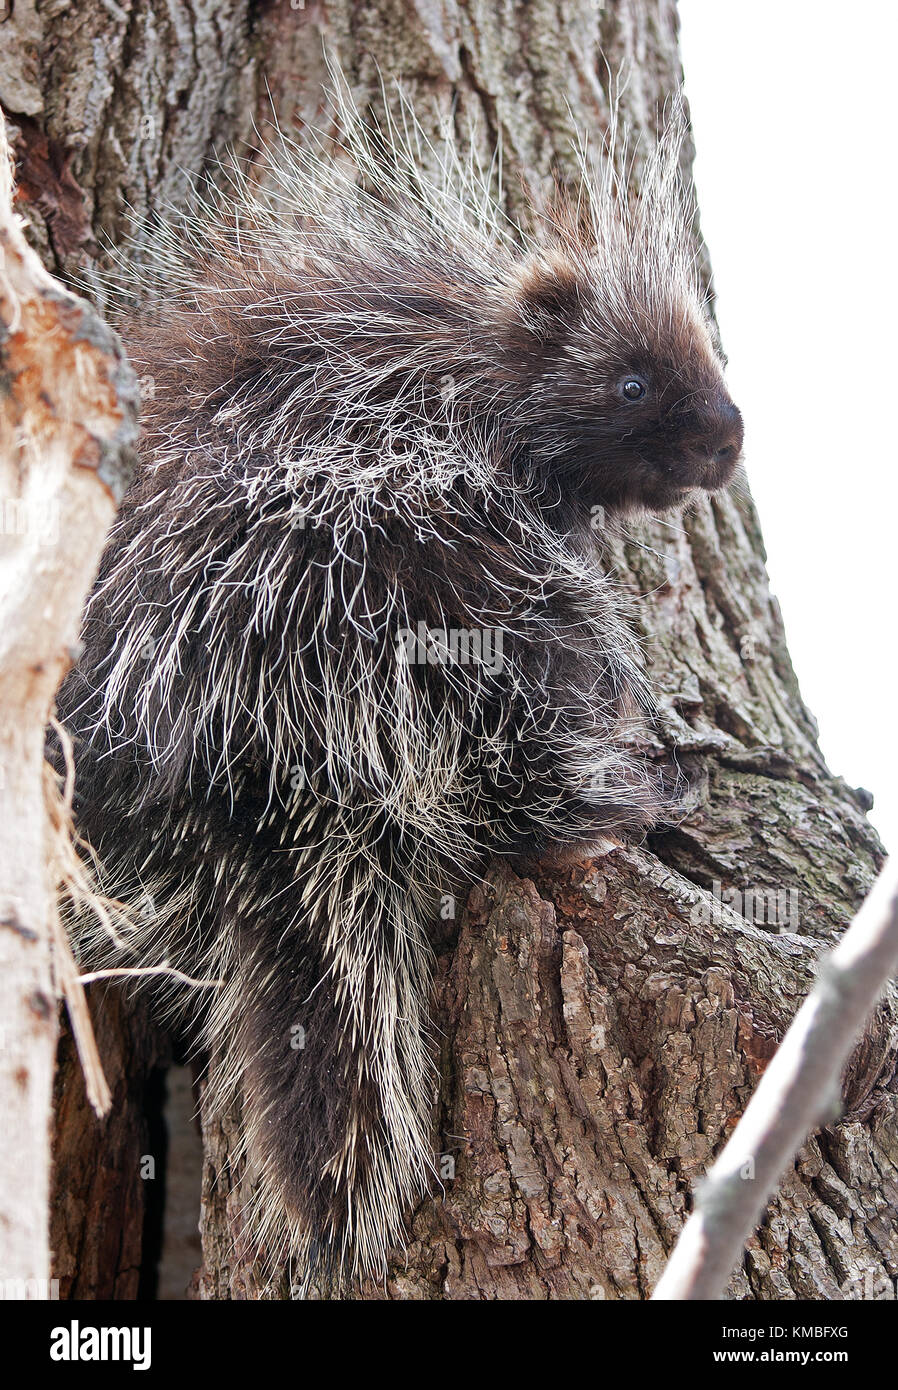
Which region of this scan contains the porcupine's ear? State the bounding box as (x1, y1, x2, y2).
(510, 250, 583, 345)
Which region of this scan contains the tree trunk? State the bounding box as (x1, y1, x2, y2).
(5, 0, 893, 1299)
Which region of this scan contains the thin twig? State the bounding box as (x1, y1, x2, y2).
(652, 858, 898, 1300)
(45, 720, 111, 1118)
(50, 908, 112, 1118)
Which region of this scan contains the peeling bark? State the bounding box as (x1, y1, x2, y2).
(3, 0, 890, 1299)
(0, 107, 137, 1293)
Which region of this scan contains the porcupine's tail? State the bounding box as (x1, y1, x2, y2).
(203, 798, 439, 1288)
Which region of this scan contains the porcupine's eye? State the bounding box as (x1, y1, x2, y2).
(620, 377, 647, 402)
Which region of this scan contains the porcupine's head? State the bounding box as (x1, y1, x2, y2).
(502, 119, 743, 516)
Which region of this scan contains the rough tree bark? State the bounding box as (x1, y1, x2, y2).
(3, 0, 893, 1299)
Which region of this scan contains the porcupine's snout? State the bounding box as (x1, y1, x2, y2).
(672, 390, 744, 493)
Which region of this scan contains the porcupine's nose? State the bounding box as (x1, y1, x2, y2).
(703, 398, 744, 486)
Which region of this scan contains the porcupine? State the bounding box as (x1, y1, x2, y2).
(54, 86, 743, 1286)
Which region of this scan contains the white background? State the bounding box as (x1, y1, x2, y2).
(679, 0, 897, 852)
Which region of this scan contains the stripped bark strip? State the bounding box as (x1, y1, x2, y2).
(0, 108, 137, 1291)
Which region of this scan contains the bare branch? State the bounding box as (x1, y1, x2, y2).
(652, 859, 898, 1300)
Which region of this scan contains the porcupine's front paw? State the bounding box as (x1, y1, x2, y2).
(507, 792, 653, 868)
(499, 752, 664, 866)
(538, 830, 625, 868)
(537, 751, 668, 863)
(575, 762, 664, 834)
